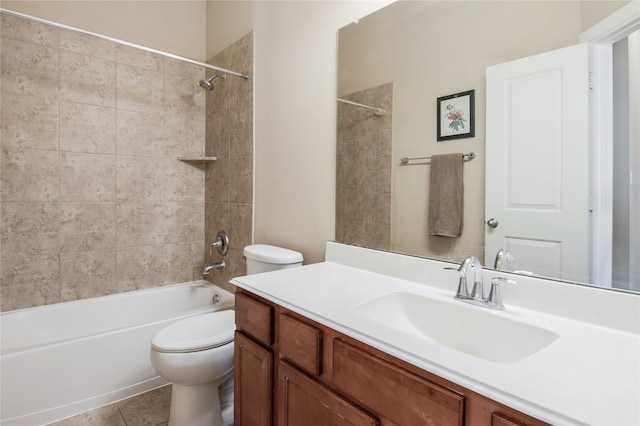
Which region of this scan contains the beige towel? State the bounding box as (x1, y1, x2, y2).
(428, 153, 464, 237)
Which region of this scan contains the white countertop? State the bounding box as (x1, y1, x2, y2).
(231, 243, 640, 426)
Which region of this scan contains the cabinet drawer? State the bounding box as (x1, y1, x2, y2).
(491, 412, 548, 426)
(279, 314, 323, 376)
(333, 339, 465, 426)
(278, 360, 378, 426)
(235, 292, 274, 346)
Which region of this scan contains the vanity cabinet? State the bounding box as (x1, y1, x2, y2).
(234, 292, 274, 426)
(234, 289, 549, 426)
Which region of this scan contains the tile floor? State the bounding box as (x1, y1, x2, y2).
(48, 385, 171, 426)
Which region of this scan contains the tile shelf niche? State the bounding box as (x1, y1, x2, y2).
(177, 157, 218, 162)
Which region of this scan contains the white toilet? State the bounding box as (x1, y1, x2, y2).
(150, 244, 303, 426)
(150, 310, 235, 426)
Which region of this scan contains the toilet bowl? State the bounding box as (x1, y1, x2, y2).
(150, 245, 303, 426)
(150, 310, 235, 426)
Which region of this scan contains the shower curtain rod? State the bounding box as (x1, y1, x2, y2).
(337, 98, 387, 116)
(0, 8, 250, 80)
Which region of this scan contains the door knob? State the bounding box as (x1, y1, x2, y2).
(486, 218, 499, 228)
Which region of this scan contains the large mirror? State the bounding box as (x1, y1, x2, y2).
(336, 0, 639, 292)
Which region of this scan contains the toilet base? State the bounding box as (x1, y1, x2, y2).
(168, 382, 223, 426)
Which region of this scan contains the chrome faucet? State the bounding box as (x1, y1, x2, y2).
(493, 249, 514, 270)
(202, 231, 229, 276)
(445, 256, 516, 310)
(202, 260, 225, 275)
(463, 256, 485, 301)
(444, 255, 481, 301)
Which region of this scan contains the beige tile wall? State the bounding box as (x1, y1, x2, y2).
(336, 83, 393, 251)
(203, 32, 254, 292)
(1, 13, 208, 311)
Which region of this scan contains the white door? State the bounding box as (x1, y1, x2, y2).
(485, 43, 592, 283)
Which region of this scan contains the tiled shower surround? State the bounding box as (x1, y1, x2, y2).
(203, 32, 254, 292)
(336, 83, 392, 251)
(0, 13, 254, 311)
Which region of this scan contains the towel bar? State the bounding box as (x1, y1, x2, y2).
(400, 152, 476, 164)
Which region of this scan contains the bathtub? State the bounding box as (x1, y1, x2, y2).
(0, 280, 234, 426)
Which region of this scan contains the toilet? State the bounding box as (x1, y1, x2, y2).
(150, 244, 303, 426)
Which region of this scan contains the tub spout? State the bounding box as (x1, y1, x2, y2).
(202, 261, 225, 275)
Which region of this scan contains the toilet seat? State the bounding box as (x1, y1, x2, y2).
(151, 310, 235, 353)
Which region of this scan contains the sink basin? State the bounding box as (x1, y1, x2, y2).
(354, 292, 558, 363)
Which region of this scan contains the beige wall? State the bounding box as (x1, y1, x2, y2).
(1, 0, 207, 60)
(581, 1, 630, 31)
(206, 1, 392, 264)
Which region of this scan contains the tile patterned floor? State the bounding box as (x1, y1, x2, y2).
(48, 385, 171, 426)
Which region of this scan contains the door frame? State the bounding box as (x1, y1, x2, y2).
(579, 2, 640, 286)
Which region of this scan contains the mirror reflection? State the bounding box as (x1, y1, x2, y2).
(336, 0, 639, 292)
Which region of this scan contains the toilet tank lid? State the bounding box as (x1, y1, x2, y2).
(244, 244, 303, 264)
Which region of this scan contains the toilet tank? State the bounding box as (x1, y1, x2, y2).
(243, 244, 303, 275)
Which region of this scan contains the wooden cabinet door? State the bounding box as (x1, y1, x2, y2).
(277, 360, 378, 426)
(235, 331, 273, 426)
(333, 339, 464, 426)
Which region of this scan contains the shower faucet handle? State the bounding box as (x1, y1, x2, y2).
(210, 231, 229, 256)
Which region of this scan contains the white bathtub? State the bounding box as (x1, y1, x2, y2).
(0, 280, 234, 426)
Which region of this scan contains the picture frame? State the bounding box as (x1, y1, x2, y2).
(437, 90, 475, 141)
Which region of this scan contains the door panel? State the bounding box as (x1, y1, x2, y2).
(505, 237, 561, 278)
(507, 69, 562, 209)
(485, 43, 592, 282)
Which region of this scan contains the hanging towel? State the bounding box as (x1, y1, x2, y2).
(428, 153, 464, 237)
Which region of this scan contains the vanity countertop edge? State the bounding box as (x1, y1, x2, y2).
(230, 242, 640, 426)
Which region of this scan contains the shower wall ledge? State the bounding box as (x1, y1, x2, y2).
(177, 157, 218, 162)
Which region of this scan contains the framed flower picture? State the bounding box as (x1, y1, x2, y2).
(437, 90, 475, 141)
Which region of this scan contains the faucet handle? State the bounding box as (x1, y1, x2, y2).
(444, 267, 470, 300)
(487, 277, 517, 310)
(210, 231, 229, 256)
